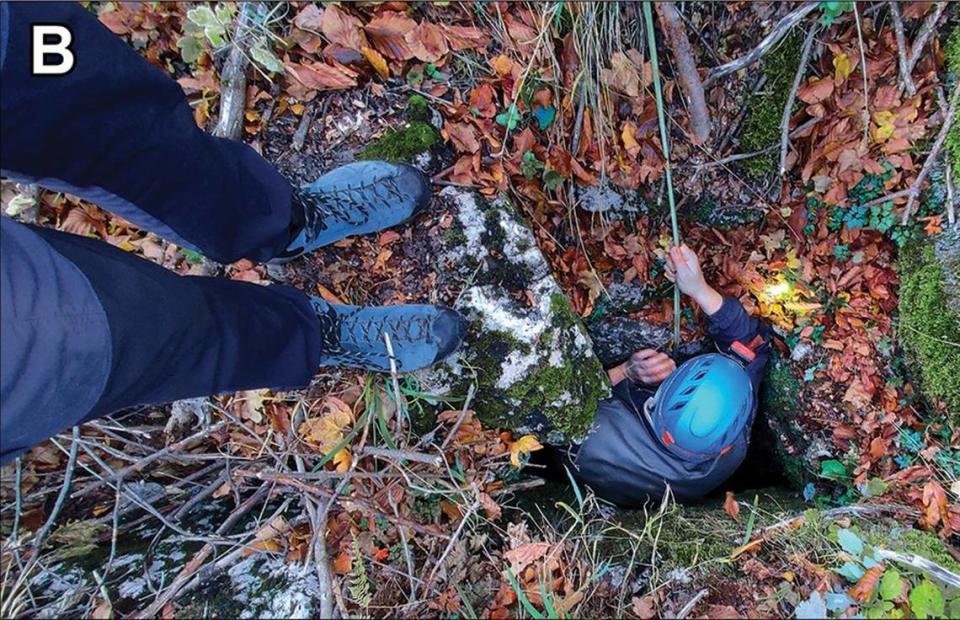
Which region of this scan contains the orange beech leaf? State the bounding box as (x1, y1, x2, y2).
(850, 565, 885, 602)
(365, 11, 417, 60)
(320, 4, 368, 51)
(723, 491, 740, 521)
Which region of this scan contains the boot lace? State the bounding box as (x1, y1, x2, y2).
(294, 174, 406, 245)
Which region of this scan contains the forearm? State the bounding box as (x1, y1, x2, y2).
(688, 284, 724, 316)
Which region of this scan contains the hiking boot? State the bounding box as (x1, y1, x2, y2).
(275, 161, 431, 262)
(310, 298, 466, 372)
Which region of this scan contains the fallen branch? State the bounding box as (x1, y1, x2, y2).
(677, 589, 709, 620)
(873, 549, 960, 589)
(655, 2, 711, 144)
(703, 2, 819, 89)
(901, 79, 960, 224)
(890, 2, 916, 96)
(780, 25, 819, 176)
(904, 2, 947, 86)
(212, 13, 249, 140)
(361, 447, 443, 467)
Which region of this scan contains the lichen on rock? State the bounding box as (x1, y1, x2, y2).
(418, 187, 610, 443)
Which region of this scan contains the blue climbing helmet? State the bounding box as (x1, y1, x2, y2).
(642, 352, 755, 462)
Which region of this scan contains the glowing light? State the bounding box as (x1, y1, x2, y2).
(764, 281, 791, 299)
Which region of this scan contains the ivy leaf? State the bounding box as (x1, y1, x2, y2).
(879, 569, 905, 601)
(836, 561, 865, 582)
(250, 44, 284, 73)
(187, 5, 218, 28)
(495, 103, 522, 131)
(837, 528, 864, 558)
(177, 35, 203, 64)
(819, 459, 847, 480)
(910, 580, 945, 619)
(533, 105, 556, 130)
(795, 591, 827, 619)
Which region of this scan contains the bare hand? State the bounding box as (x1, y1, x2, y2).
(625, 349, 677, 385)
(664, 244, 708, 298)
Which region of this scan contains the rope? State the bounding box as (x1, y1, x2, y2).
(642, 2, 682, 353)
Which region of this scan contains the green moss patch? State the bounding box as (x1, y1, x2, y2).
(946, 27, 960, 183)
(359, 121, 439, 163)
(739, 32, 803, 176)
(897, 240, 960, 418)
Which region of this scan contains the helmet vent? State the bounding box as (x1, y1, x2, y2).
(670, 400, 687, 411)
(680, 386, 696, 396)
(693, 370, 708, 381)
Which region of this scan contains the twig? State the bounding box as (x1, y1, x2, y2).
(703, 2, 819, 89)
(361, 447, 442, 467)
(677, 588, 709, 619)
(853, 2, 869, 144)
(694, 119, 821, 173)
(213, 11, 249, 140)
(904, 2, 947, 86)
(890, 2, 916, 97)
(438, 383, 476, 450)
(901, 80, 960, 224)
(72, 421, 227, 498)
(136, 483, 271, 618)
(291, 108, 314, 152)
(780, 25, 818, 176)
(655, 2, 711, 144)
(31, 427, 80, 557)
(383, 332, 405, 435)
(419, 489, 481, 598)
(946, 160, 956, 226)
(388, 493, 417, 604)
(12, 457, 23, 542)
(873, 549, 960, 589)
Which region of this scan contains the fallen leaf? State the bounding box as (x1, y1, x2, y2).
(445, 122, 481, 153)
(631, 595, 657, 619)
(833, 51, 853, 85)
(509, 434, 543, 468)
(479, 492, 502, 520)
(443, 25, 488, 51)
(850, 565, 885, 602)
(407, 21, 449, 63)
(503, 541, 550, 572)
(298, 396, 354, 456)
(365, 11, 417, 61)
(489, 54, 516, 77)
(294, 4, 323, 31)
(723, 491, 740, 521)
(361, 46, 390, 80)
(320, 4, 368, 51)
(333, 550, 352, 574)
(798, 77, 834, 104)
(286, 61, 358, 92)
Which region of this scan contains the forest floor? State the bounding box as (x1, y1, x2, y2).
(1, 2, 959, 618)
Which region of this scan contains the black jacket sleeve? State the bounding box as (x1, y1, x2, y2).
(704, 296, 773, 392)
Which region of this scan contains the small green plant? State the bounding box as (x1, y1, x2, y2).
(348, 534, 372, 609)
(520, 151, 544, 179)
(495, 103, 523, 131)
(818, 1, 854, 26)
(178, 4, 283, 74)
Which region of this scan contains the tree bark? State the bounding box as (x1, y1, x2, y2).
(655, 2, 711, 145)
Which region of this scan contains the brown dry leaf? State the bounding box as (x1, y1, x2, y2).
(850, 565, 885, 602)
(489, 54, 516, 77)
(320, 4, 368, 51)
(238, 389, 268, 424)
(469, 83, 498, 118)
(62, 205, 108, 238)
(631, 595, 657, 619)
(407, 21, 449, 63)
(298, 396, 354, 456)
(921, 481, 947, 530)
(509, 434, 543, 468)
(479, 492, 502, 520)
(361, 46, 390, 80)
(503, 541, 550, 572)
(212, 480, 232, 499)
(365, 11, 417, 61)
(602, 51, 640, 98)
(286, 61, 358, 92)
(294, 4, 323, 31)
(333, 551, 352, 574)
(798, 77, 834, 104)
(444, 24, 488, 51)
(445, 122, 481, 153)
(315, 283, 345, 304)
(723, 491, 740, 521)
(621, 121, 640, 159)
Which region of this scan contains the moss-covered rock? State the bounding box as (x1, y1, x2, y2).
(404, 94, 431, 123)
(739, 32, 803, 176)
(945, 26, 959, 183)
(897, 235, 960, 419)
(358, 121, 439, 163)
(418, 188, 610, 442)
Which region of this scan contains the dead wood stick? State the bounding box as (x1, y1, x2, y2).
(946, 160, 956, 226)
(291, 107, 314, 152)
(873, 549, 960, 589)
(901, 79, 960, 224)
(655, 2, 711, 144)
(905, 2, 947, 83)
(677, 589, 709, 620)
(236, 470, 449, 539)
(780, 25, 818, 176)
(890, 2, 916, 96)
(71, 421, 228, 499)
(703, 2, 818, 89)
(136, 483, 271, 618)
(212, 14, 249, 140)
(361, 446, 442, 467)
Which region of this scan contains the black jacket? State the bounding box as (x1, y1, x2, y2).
(570, 297, 773, 506)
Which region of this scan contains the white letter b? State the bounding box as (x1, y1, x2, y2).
(32, 25, 74, 75)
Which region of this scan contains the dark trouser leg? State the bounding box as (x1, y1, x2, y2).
(31, 225, 322, 420)
(0, 2, 295, 263)
(0, 219, 321, 464)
